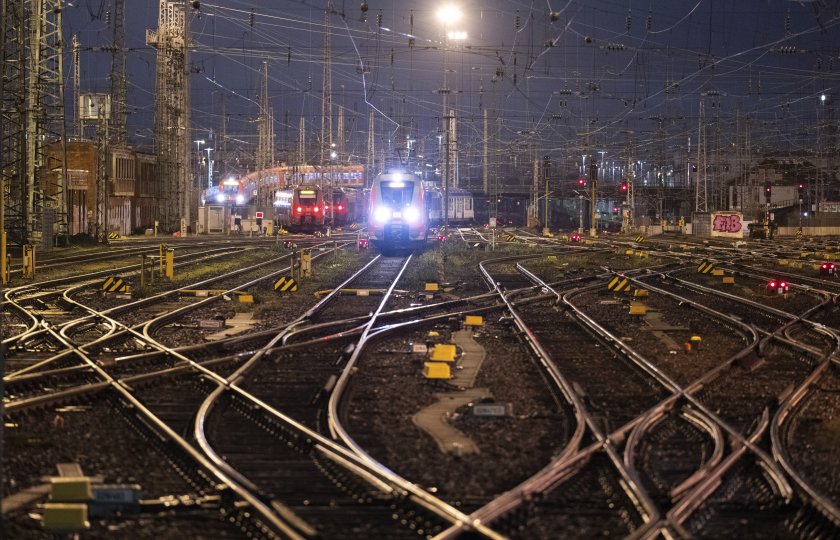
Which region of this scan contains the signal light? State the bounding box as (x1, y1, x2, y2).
(313, 206, 320, 213)
(337, 204, 344, 211)
(358, 239, 369, 249)
(767, 280, 789, 294)
(296, 206, 303, 213)
(570, 233, 581, 242)
(577, 177, 586, 186)
(620, 182, 628, 192)
(437, 234, 447, 242)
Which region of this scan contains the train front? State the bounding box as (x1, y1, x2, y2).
(368, 173, 427, 247)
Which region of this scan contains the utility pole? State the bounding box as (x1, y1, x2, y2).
(320, 8, 333, 221)
(624, 154, 635, 233)
(366, 111, 375, 186)
(589, 157, 597, 237)
(147, 0, 190, 232)
(110, 0, 127, 146)
(542, 155, 550, 235)
(73, 34, 81, 139)
(256, 58, 270, 172)
(298, 116, 306, 167)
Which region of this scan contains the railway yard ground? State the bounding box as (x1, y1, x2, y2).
(3, 226, 840, 539)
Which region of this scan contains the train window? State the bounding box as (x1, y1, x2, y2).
(381, 182, 414, 207)
(298, 189, 317, 199)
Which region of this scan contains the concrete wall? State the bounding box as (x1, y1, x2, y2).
(778, 226, 840, 237)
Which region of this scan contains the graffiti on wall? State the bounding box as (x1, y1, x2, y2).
(713, 214, 742, 233)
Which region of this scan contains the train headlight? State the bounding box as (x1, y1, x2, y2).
(235, 194, 244, 205)
(374, 206, 390, 223)
(404, 206, 420, 223)
(216, 193, 226, 203)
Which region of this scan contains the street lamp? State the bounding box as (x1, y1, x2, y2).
(436, 4, 465, 233)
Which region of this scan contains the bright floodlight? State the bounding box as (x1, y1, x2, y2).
(330, 151, 337, 159)
(437, 4, 462, 23)
(821, 94, 827, 102)
(447, 30, 467, 40)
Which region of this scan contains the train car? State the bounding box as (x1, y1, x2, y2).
(427, 187, 475, 225)
(289, 184, 326, 230)
(272, 189, 294, 228)
(328, 187, 367, 227)
(368, 172, 428, 248)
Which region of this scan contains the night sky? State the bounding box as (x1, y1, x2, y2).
(66, 0, 840, 176)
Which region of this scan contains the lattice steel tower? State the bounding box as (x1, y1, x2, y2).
(1, 0, 69, 247)
(147, 0, 190, 232)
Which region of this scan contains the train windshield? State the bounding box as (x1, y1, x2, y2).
(380, 182, 414, 207)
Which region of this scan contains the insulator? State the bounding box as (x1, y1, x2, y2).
(646, 12, 652, 31)
(390, 48, 394, 65)
(626, 12, 632, 31)
(191, 1, 200, 10)
(515, 11, 521, 30)
(785, 11, 791, 34)
(287, 47, 291, 64)
(377, 11, 382, 27)
(105, 10, 110, 24)
(549, 11, 560, 22)
(360, 1, 368, 13)
(250, 9, 255, 27)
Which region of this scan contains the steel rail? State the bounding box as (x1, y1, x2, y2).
(4, 247, 301, 381)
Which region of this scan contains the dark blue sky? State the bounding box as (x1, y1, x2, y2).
(66, 0, 840, 170)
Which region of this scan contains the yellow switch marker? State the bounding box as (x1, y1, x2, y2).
(425, 282, 439, 292)
(633, 289, 649, 297)
(42, 503, 89, 531)
(629, 304, 647, 316)
(722, 276, 735, 284)
(464, 315, 483, 327)
(423, 362, 451, 379)
(50, 477, 92, 502)
(430, 344, 457, 362)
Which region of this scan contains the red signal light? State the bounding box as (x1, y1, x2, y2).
(437, 234, 447, 242)
(577, 177, 586, 186)
(337, 204, 344, 211)
(620, 182, 628, 192)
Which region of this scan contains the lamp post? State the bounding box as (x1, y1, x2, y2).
(436, 4, 465, 232)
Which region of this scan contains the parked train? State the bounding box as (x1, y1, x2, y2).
(427, 187, 475, 225)
(368, 171, 429, 248)
(271, 184, 326, 230)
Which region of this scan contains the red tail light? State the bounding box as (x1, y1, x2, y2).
(769, 281, 776, 288)
(296, 206, 303, 213)
(313, 206, 320, 213)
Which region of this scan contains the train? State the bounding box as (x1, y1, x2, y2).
(368, 171, 429, 248)
(426, 187, 475, 225)
(204, 163, 367, 232)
